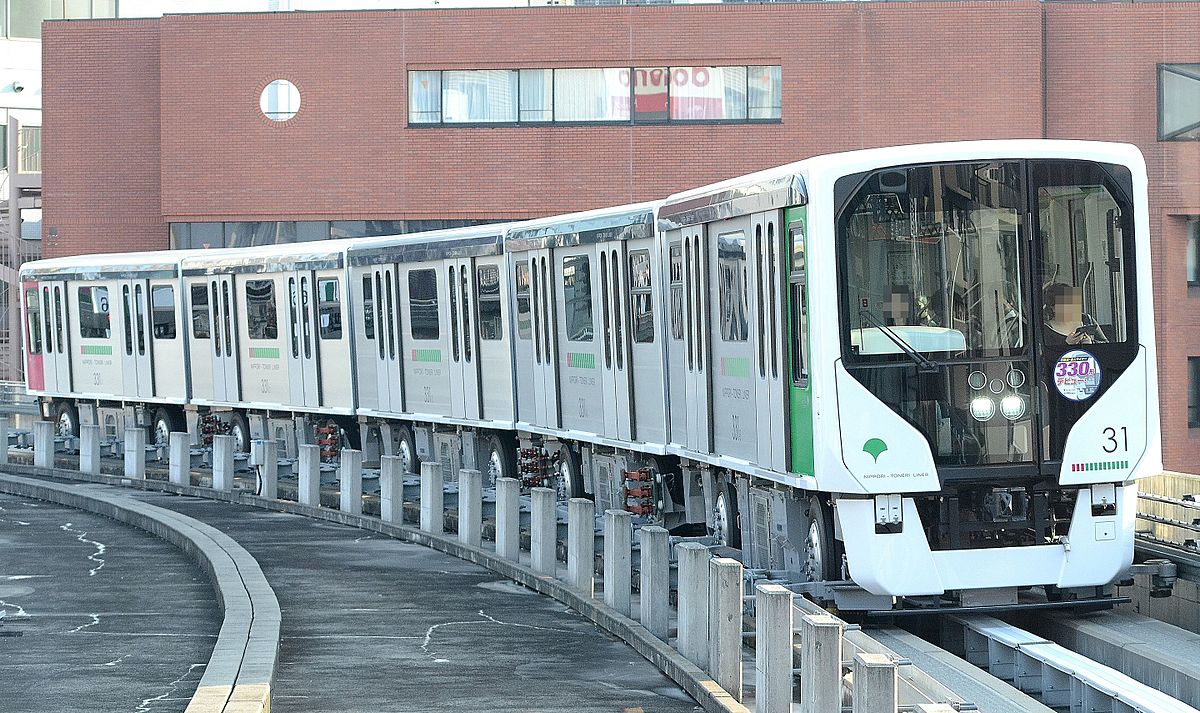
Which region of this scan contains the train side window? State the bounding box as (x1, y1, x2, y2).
(611, 249, 623, 368)
(384, 272, 395, 358)
(791, 274, 808, 386)
(755, 224, 765, 375)
(191, 284, 210, 339)
(768, 223, 778, 379)
(477, 265, 503, 341)
(245, 279, 279, 340)
(459, 266, 471, 361)
(288, 277, 300, 357)
(54, 286, 65, 354)
(374, 273, 385, 358)
(318, 278, 342, 340)
(151, 286, 176, 339)
(668, 244, 683, 342)
(122, 285, 134, 355)
(361, 275, 375, 340)
(630, 250, 654, 343)
(563, 254, 594, 342)
(42, 287, 53, 354)
(25, 289, 42, 355)
(531, 261, 541, 363)
(600, 251, 611, 367)
(718, 232, 749, 342)
(408, 268, 440, 340)
(448, 267, 460, 361)
(683, 240, 693, 368)
(210, 283, 221, 354)
(540, 257, 551, 358)
(134, 284, 147, 355)
(301, 275, 313, 358)
(221, 282, 233, 357)
(77, 286, 111, 339)
(514, 261, 531, 341)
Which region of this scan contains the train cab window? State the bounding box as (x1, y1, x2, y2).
(630, 250, 654, 343)
(477, 265, 502, 340)
(318, 278, 342, 340)
(190, 284, 210, 339)
(562, 254, 594, 342)
(717, 232, 749, 342)
(668, 244, 683, 341)
(408, 268, 440, 340)
(77, 286, 111, 339)
(25, 289, 41, 355)
(514, 261, 531, 340)
(361, 275, 375, 340)
(245, 280, 278, 340)
(151, 286, 175, 339)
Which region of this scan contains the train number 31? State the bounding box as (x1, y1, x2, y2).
(1102, 426, 1128, 453)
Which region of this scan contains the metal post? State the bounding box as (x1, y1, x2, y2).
(339, 448, 363, 515)
(755, 583, 794, 713)
(298, 443, 321, 506)
(603, 509, 633, 616)
(459, 468, 483, 547)
(420, 461, 444, 534)
(530, 487, 556, 576)
(79, 424, 102, 476)
(380, 455, 404, 524)
(0, 415, 9, 465)
(800, 613, 843, 713)
(675, 542, 710, 668)
(567, 498, 596, 595)
(258, 439, 278, 500)
(709, 557, 743, 700)
(212, 434, 234, 492)
(852, 653, 897, 713)
(495, 476, 520, 561)
(124, 427, 146, 479)
(639, 525, 669, 640)
(168, 431, 189, 485)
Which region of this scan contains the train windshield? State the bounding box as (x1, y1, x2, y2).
(837, 159, 1137, 471)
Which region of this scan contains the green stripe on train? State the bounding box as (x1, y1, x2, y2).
(249, 347, 280, 359)
(80, 344, 113, 355)
(567, 352, 595, 369)
(412, 348, 442, 363)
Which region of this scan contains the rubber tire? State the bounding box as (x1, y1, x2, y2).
(553, 443, 585, 502)
(54, 401, 80, 438)
(713, 478, 743, 549)
(395, 424, 419, 476)
(152, 407, 184, 448)
(803, 494, 841, 583)
(482, 432, 517, 487)
(229, 411, 251, 454)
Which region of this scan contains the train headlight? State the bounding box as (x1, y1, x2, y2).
(970, 397, 996, 421)
(1000, 395, 1026, 420)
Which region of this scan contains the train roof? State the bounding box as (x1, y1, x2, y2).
(20, 249, 206, 280)
(345, 222, 512, 266)
(658, 139, 1145, 231)
(505, 201, 660, 252)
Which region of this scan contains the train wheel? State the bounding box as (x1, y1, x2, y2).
(800, 495, 838, 583)
(54, 402, 79, 438)
(395, 425, 418, 476)
(229, 412, 251, 454)
(552, 444, 583, 502)
(152, 408, 183, 449)
(482, 433, 515, 488)
(712, 480, 742, 549)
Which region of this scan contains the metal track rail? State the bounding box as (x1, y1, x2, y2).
(951, 616, 1199, 713)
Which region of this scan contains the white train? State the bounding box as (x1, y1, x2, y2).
(21, 140, 1160, 611)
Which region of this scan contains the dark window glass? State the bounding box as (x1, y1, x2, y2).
(384, 272, 395, 358)
(134, 284, 147, 355)
(25, 288, 41, 355)
(318, 278, 341, 340)
(409, 269, 440, 340)
(362, 275, 375, 339)
(151, 285, 175, 339)
(669, 243, 683, 341)
(630, 250, 653, 343)
(1188, 219, 1200, 286)
(245, 279, 278, 340)
(611, 249, 623, 367)
(460, 267, 471, 360)
(77, 286, 111, 339)
(1158, 64, 1200, 141)
(717, 233, 749, 342)
(448, 267, 460, 361)
(478, 265, 502, 341)
(331, 220, 404, 239)
(1190, 357, 1200, 428)
(121, 285, 133, 355)
(42, 287, 53, 353)
(191, 284, 210, 339)
(600, 251, 611, 367)
(562, 254, 593, 342)
(287, 278, 299, 357)
(514, 261, 531, 340)
(790, 281, 807, 385)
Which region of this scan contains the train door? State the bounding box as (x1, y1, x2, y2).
(512, 257, 536, 424)
(598, 243, 633, 441)
(38, 281, 71, 393)
(285, 270, 321, 409)
(117, 279, 154, 398)
(369, 266, 403, 413)
(665, 242, 687, 446)
(207, 274, 240, 403)
(529, 248, 560, 429)
(23, 281, 44, 391)
(752, 211, 788, 471)
(627, 242, 664, 444)
(475, 258, 512, 422)
(314, 272, 352, 410)
(682, 226, 711, 453)
(445, 259, 482, 420)
(148, 281, 185, 401)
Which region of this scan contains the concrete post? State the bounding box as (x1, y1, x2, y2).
(852, 653, 898, 713)
(380, 455, 404, 524)
(530, 487, 556, 576)
(33, 421, 54, 469)
(709, 557, 743, 700)
(339, 448, 363, 515)
(800, 613, 843, 713)
(755, 583, 794, 713)
(603, 509, 633, 617)
(298, 443, 320, 506)
(496, 476, 520, 561)
(79, 424, 102, 476)
(639, 526, 670, 640)
(0, 415, 9, 465)
(212, 434, 234, 492)
(124, 427, 146, 479)
(258, 439, 278, 500)
(567, 498, 596, 595)
(168, 431, 189, 485)
(458, 468, 482, 547)
(675, 542, 710, 668)
(420, 461, 444, 534)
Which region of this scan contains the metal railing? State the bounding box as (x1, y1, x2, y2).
(0, 380, 38, 415)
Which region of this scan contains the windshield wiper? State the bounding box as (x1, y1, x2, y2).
(857, 309, 941, 372)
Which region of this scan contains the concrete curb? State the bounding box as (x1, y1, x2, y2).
(0, 470, 280, 713)
(3, 461, 747, 713)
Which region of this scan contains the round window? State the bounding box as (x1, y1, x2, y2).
(260, 80, 300, 121)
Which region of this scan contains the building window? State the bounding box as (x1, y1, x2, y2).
(244, 280, 278, 340)
(151, 285, 176, 339)
(562, 254, 593, 342)
(408, 268, 439, 341)
(408, 66, 782, 126)
(1188, 218, 1200, 287)
(260, 80, 300, 122)
(1191, 357, 1200, 428)
(629, 250, 654, 343)
(77, 286, 110, 339)
(6, 0, 116, 38)
(1159, 64, 1200, 141)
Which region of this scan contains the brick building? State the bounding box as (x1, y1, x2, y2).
(38, 2, 1200, 470)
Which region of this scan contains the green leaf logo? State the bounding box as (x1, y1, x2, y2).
(863, 438, 888, 463)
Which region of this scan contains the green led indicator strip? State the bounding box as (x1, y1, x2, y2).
(567, 352, 595, 369)
(80, 345, 113, 355)
(249, 347, 280, 359)
(411, 348, 441, 363)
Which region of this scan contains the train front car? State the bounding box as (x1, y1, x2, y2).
(812, 140, 1158, 610)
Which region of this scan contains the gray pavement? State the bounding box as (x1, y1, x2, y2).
(127, 491, 701, 713)
(0, 492, 220, 712)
